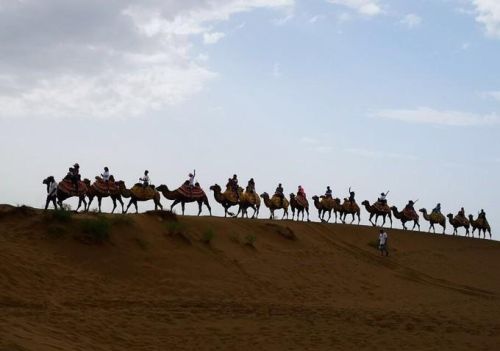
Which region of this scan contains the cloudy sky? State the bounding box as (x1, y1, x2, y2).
(0, 0, 499, 237)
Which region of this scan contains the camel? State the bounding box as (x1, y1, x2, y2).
(156, 183, 212, 216)
(43, 177, 88, 211)
(340, 199, 361, 225)
(84, 177, 125, 214)
(468, 214, 490, 239)
(289, 193, 310, 221)
(446, 214, 470, 236)
(260, 192, 289, 220)
(361, 200, 392, 228)
(391, 206, 420, 231)
(209, 184, 240, 217)
(123, 183, 163, 213)
(419, 208, 446, 234)
(236, 191, 261, 219)
(311, 196, 341, 223)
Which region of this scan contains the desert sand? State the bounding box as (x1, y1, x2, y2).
(1, 204, 499, 350)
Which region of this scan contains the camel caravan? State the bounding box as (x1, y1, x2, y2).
(42, 164, 492, 239)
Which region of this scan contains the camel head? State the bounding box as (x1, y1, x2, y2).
(260, 192, 269, 200)
(83, 178, 91, 187)
(156, 184, 168, 193)
(361, 200, 369, 206)
(289, 193, 296, 199)
(468, 214, 474, 221)
(312, 195, 319, 201)
(42, 177, 50, 185)
(418, 208, 426, 214)
(390, 206, 398, 212)
(446, 213, 453, 219)
(210, 184, 221, 193)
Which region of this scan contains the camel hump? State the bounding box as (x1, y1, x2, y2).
(130, 184, 157, 199)
(403, 208, 419, 220)
(373, 202, 390, 213)
(58, 179, 87, 196)
(430, 212, 444, 222)
(177, 183, 206, 199)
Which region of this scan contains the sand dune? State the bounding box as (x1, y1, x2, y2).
(1, 204, 499, 350)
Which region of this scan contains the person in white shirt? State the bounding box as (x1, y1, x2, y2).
(101, 167, 110, 182)
(140, 170, 150, 187)
(188, 170, 196, 187)
(378, 229, 389, 256)
(378, 190, 389, 205)
(45, 176, 58, 210)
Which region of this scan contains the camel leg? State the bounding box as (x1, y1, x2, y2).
(306, 208, 310, 222)
(97, 197, 103, 213)
(181, 202, 185, 216)
(111, 198, 117, 214)
(357, 212, 360, 225)
(87, 196, 94, 211)
(133, 200, 138, 213)
(118, 197, 124, 214)
(197, 200, 203, 216)
(204, 198, 212, 216)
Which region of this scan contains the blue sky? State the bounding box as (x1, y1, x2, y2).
(0, 0, 498, 237)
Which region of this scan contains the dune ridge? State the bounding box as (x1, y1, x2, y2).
(1, 204, 499, 351)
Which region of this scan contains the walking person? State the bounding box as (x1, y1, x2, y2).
(378, 229, 389, 257)
(45, 176, 58, 210)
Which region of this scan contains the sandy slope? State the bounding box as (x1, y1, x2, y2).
(0, 204, 499, 351)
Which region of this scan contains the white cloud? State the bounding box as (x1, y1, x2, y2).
(203, 32, 226, 44)
(272, 14, 294, 25)
(0, 0, 293, 119)
(461, 42, 471, 50)
(472, 0, 500, 38)
(372, 107, 500, 127)
(327, 0, 382, 16)
(346, 148, 419, 161)
(400, 14, 422, 29)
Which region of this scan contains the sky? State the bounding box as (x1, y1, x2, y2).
(0, 0, 499, 238)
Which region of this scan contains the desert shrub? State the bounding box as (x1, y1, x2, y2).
(46, 225, 67, 238)
(79, 216, 111, 244)
(61, 203, 72, 211)
(166, 221, 191, 244)
(201, 228, 215, 245)
(244, 233, 256, 247)
(112, 214, 134, 226)
(52, 208, 72, 222)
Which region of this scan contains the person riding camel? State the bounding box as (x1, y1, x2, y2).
(458, 207, 465, 218)
(72, 163, 81, 193)
(45, 176, 58, 210)
(325, 186, 332, 198)
(432, 203, 441, 214)
(478, 209, 486, 220)
(246, 178, 256, 193)
(230, 174, 239, 200)
(348, 187, 356, 204)
(188, 170, 196, 188)
(378, 191, 389, 205)
(140, 170, 150, 188)
(405, 200, 416, 212)
(297, 185, 306, 198)
(275, 183, 284, 206)
(101, 167, 110, 182)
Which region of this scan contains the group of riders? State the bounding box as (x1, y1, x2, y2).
(43, 163, 488, 222)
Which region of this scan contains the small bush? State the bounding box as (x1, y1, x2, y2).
(61, 203, 72, 211)
(79, 217, 111, 244)
(166, 221, 191, 244)
(112, 215, 134, 226)
(52, 208, 72, 222)
(201, 228, 215, 245)
(46, 225, 67, 238)
(244, 233, 256, 247)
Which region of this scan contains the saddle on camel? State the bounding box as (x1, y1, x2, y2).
(130, 183, 157, 199)
(177, 181, 207, 200)
(58, 179, 87, 196)
(92, 176, 120, 194)
(373, 200, 390, 213)
(403, 203, 419, 221)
